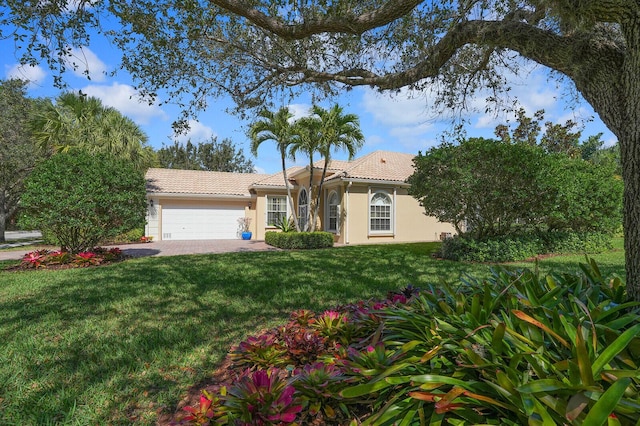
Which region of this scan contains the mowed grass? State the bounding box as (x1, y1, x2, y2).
(0, 242, 625, 424)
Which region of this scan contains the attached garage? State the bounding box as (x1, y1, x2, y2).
(161, 204, 245, 240)
(145, 168, 271, 241)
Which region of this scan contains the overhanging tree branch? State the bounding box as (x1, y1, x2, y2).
(209, 0, 423, 39)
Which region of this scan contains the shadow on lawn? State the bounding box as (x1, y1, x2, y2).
(0, 243, 624, 424)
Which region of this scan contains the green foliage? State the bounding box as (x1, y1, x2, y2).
(441, 232, 613, 262)
(0, 79, 45, 242)
(157, 137, 255, 172)
(338, 261, 640, 425)
(440, 233, 544, 262)
(30, 92, 156, 170)
(265, 231, 334, 249)
(274, 216, 296, 232)
(409, 137, 623, 239)
(182, 259, 640, 425)
(19, 151, 147, 253)
(112, 228, 145, 243)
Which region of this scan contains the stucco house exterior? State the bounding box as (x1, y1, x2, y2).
(145, 150, 456, 244)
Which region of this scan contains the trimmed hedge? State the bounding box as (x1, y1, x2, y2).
(265, 231, 334, 249)
(440, 231, 613, 262)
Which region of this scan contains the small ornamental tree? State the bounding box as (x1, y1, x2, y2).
(19, 150, 147, 253)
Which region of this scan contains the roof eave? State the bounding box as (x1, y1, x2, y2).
(338, 177, 411, 188)
(146, 192, 254, 199)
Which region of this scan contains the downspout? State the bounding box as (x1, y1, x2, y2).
(345, 180, 353, 244)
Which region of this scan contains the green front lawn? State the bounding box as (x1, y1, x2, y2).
(0, 242, 625, 424)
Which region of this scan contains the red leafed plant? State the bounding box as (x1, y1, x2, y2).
(13, 247, 127, 270)
(224, 369, 303, 425)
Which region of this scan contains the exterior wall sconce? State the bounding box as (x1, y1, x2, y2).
(248, 201, 252, 209)
(149, 199, 154, 207)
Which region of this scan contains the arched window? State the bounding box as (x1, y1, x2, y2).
(298, 187, 309, 231)
(370, 191, 392, 232)
(326, 191, 340, 232)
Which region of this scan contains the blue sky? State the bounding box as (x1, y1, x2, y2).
(1, 33, 617, 175)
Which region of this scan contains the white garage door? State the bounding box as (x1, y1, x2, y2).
(162, 205, 244, 240)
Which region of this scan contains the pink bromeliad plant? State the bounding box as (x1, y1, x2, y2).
(21, 250, 47, 268)
(224, 369, 302, 425)
(181, 389, 228, 425)
(16, 247, 126, 269)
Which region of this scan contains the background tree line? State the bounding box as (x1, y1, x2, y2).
(408, 110, 623, 261)
(0, 79, 255, 244)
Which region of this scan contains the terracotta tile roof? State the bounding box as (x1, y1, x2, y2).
(311, 159, 352, 172)
(146, 152, 417, 196)
(325, 151, 416, 182)
(251, 167, 303, 188)
(146, 168, 271, 196)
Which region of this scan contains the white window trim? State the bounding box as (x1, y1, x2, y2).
(368, 187, 395, 236)
(325, 189, 340, 234)
(298, 187, 309, 231)
(265, 194, 289, 228)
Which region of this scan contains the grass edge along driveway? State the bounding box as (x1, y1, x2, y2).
(0, 242, 625, 424)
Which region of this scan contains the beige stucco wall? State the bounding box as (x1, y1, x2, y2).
(253, 188, 292, 240)
(339, 183, 457, 245)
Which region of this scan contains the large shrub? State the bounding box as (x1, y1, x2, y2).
(408, 138, 623, 239)
(265, 231, 334, 249)
(19, 150, 147, 253)
(440, 232, 613, 262)
(179, 261, 640, 425)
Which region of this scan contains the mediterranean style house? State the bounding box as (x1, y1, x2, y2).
(145, 150, 456, 244)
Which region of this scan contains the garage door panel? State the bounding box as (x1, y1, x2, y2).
(162, 205, 244, 240)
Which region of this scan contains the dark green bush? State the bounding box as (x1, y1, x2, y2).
(543, 231, 612, 254)
(440, 232, 612, 262)
(265, 231, 334, 249)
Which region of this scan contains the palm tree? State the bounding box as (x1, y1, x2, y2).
(289, 116, 322, 231)
(249, 107, 300, 231)
(311, 104, 364, 227)
(31, 92, 154, 170)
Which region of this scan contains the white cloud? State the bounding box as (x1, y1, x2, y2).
(361, 88, 435, 127)
(81, 82, 167, 125)
(365, 134, 385, 147)
(65, 46, 108, 82)
(5, 64, 46, 87)
(288, 103, 312, 121)
(173, 120, 217, 143)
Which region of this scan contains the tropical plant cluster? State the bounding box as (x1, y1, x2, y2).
(440, 231, 613, 263)
(10, 247, 126, 270)
(177, 260, 640, 425)
(265, 231, 334, 249)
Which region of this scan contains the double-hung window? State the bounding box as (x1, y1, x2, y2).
(370, 191, 392, 232)
(266, 195, 287, 226)
(326, 191, 339, 232)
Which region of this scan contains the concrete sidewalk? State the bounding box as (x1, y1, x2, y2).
(0, 239, 278, 261)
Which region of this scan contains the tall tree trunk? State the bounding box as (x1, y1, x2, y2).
(620, 131, 640, 302)
(620, 19, 640, 302)
(0, 210, 6, 244)
(608, 16, 640, 301)
(281, 149, 300, 232)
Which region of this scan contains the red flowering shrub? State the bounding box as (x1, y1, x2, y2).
(12, 247, 127, 270)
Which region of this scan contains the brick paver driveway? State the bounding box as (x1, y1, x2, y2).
(0, 240, 277, 261)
